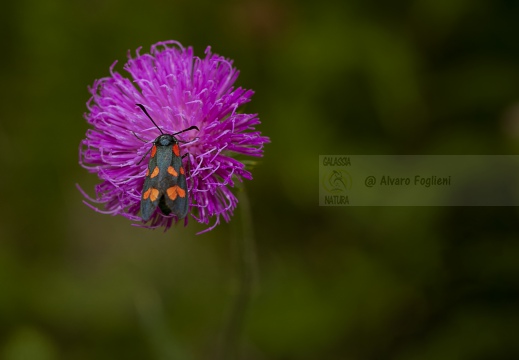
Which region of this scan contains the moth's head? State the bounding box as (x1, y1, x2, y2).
(156, 134, 177, 146)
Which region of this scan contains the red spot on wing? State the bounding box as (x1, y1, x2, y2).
(167, 166, 178, 177)
(167, 185, 186, 200)
(150, 166, 159, 178)
(172, 144, 180, 157)
(149, 188, 159, 202)
(143, 188, 151, 200)
(151, 145, 157, 158)
(180, 166, 185, 175)
(176, 186, 186, 198)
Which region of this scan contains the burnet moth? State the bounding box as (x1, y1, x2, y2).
(135, 104, 199, 222)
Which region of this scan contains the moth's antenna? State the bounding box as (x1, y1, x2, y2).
(136, 104, 164, 135)
(172, 126, 199, 137)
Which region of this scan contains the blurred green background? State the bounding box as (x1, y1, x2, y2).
(2, 0, 519, 359)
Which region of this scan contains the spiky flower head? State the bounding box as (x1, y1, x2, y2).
(79, 40, 269, 232)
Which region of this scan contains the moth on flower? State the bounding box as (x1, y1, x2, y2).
(78, 41, 269, 232)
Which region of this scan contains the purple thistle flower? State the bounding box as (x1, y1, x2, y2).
(78, 40, 269, 233)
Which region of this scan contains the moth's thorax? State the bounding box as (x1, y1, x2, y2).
(155, 134, 177, 146)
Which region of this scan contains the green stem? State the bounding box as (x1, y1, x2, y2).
(217, 183, 258, 360)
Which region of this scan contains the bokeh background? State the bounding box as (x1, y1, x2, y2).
(2, 0, 519, 359)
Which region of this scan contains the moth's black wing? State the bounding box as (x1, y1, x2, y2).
(161, 154, 189, 219)
(140, 145, 162, 221)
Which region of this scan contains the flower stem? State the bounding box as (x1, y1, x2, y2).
(217, 183, 258, 360)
